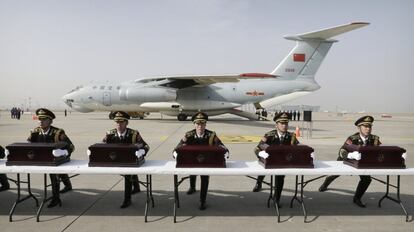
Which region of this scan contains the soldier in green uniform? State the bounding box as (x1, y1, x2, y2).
(252, 112, 299, 205)
(173, 112, 229, 210)
(0, 145, 10, 192)
(27, 108, 75, 208)
(103, 111, 150, 208)
(318, 115, 381, 207)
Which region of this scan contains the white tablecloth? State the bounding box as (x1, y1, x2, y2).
(1, 160, 413, 176)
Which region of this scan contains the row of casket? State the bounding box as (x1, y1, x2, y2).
(4, 143, 407, 169)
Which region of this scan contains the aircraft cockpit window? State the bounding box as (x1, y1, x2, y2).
(135, 78, 166, 84)
(67, 85, 84, 94)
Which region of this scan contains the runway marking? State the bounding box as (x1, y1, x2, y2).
(219, 135, 262, 143)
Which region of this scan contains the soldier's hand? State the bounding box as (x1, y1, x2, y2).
(172, 151, 178, 159)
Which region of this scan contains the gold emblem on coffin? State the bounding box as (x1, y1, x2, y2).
(27, 150, 35, 159)
(377, 154, 385, 162)
(285, 153, 293, 162)
(109, 152, 117, 161)
(196, 154, 206, 163)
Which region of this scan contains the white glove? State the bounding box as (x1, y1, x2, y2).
(5, 148, 10, 157)
(402, 152, 407, 160)
(347, 151, 361, 160)
(52, 149, 68, 157)
(135, 149, 146, 158)
(224, 151, 229, 159)
(258, 150, 269, 159)
(172, 151, 178, 159)
(87, 149, 91, 157)
(310, 152, 315, 159)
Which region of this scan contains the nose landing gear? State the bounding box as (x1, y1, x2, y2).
(177, 114, 188, 121)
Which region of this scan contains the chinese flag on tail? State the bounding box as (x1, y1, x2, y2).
(293, 53, 305, 62)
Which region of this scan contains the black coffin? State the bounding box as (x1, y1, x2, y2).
(259, 145, 314, 168)
(88, 143, 145, 167)
(6, 142, 70, 166)
(343, 144, 406, 169)
(175, 145, 226, 168)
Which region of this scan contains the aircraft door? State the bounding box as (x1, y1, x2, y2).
(103, 92, 111, 106)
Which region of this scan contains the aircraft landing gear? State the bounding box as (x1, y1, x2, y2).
(177, 114, 188, 121)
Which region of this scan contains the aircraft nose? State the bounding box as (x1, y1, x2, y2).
(62, 94, 74, 108)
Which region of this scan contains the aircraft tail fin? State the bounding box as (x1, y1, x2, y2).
(270, 22, 369, 79)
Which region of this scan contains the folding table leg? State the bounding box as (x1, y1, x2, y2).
(290, 175, 308, 223)
(378, 175, 409, 222)
(144, 174, 150, 222)
(173, 175, 179, 223)
(9, 173, 39, 222)
(267, 175, 273, 208)
(36, 174, 52, 222)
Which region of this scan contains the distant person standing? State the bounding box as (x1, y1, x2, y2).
(17, 108, 21, 120)
(64, 109, 67, 117)
(297, 111, 301, 121)
(293, 111, 297, 121)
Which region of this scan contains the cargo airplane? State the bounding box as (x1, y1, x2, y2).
(62, 22, 369, 121)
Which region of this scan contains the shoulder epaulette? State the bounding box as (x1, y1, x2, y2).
(371, 134, 379, 140)
(50, 126, 62, 134)
(185, 130, 196, 138)
(31, 127, 42, 133)
(128, 128, 138, 134)
(349, 133, 360, 140)
(264, 130, 277, 137)
(205, 129, 215, 136)
(107, 129, 117, 135)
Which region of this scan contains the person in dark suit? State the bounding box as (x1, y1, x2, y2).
(173, 112, 229, 210)
(27, 108, 75, 207)
(0, 145, 10, 192)
(103, 111, 149, 208)
(252, 112, 299, 205)
(318, 115, 381, 207)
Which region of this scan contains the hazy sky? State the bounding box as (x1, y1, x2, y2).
(0, 0, 413, 113)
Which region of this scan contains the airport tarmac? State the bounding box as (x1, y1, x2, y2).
(0, 111, 413, 232)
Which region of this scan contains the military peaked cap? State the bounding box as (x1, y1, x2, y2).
(355, 115, 374, 126)
(113, 111, 130, 122)
(36, 108, 56, 120)
(192, 112, 208, 123)
(273, 112, 289, 123)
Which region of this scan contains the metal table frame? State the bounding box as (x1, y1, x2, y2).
(8, 173, 154, 222)
(2, 160, 413, 223)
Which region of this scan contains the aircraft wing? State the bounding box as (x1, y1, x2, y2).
(136, 73, 278, 89)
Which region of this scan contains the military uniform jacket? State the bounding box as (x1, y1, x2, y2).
(27, 126, 75, 156)
(254, 130, 299, 157)
(0, 145, 4, 159)
(338, 132, 381, 160)
(103, 128, 150, 154)
(175, 129, 228, 151)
